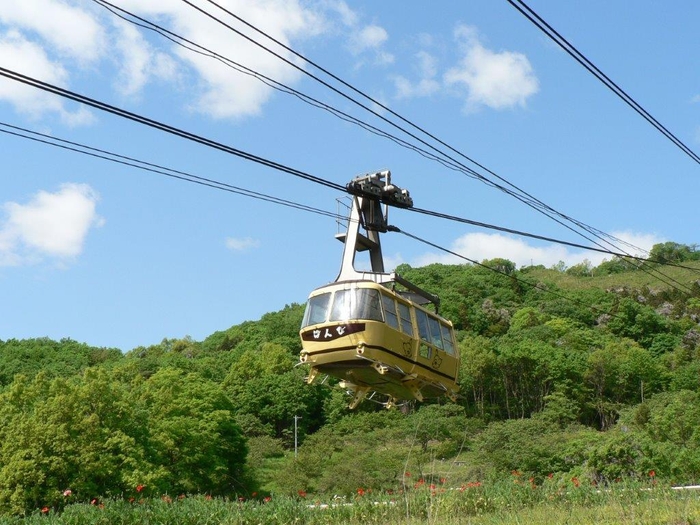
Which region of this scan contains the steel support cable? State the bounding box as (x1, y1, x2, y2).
(183, 0, 628, 249)
(0, 69, 690, 289)
(199, 0, 650, 256)
(98, 0, 624, 265)
(503, 1, 700, 291)
(507, 0, 700, 166)
(104, 0, 659, 273)
(194, 0, 689, 290)
(91, 0, 484, 179)
(0, 122, 339, 220)
(0, 67, 344, 194)
(4, 119, 698, 278)
(2, 118, 666, 266)
(192, 0, 694, 295)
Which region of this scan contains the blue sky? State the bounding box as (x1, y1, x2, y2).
(1, 0, 699, 351)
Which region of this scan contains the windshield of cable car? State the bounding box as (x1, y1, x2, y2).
(301, 287, 383, 327)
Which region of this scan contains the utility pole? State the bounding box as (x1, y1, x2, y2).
(294, 415, 302, 458)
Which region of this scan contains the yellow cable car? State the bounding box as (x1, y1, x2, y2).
(299, 171, 460, 408)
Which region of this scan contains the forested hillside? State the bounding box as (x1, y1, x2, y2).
(2, 241, 700, 516)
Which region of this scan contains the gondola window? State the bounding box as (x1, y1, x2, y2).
(382, 294, 399, 329)
(303, 292, 331, 326)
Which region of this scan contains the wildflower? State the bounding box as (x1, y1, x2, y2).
(649, 470, 656, 478)
(162, 495, 172, 504)
(252, 492, 257, 498)
(128, 498, 135, 503)
(263, 496, 271, 503)
(511, 470, 521, 477)
(136, 485, 145, 493)
(91, 499, 98, 505)
(41, 507, 49, 514)
(205, 495, 213, 501)
(63, 489, 72, 497)
(178, 494, 186, 500)
(547, 473, 554, 479)
(298, 490, 307, 498)
(430, 484, 436, 490)
(571, 477, 580, 488)
(238, 497, 245, 502)
(357, 488, 365, 496)
(404, 471, 411, 477)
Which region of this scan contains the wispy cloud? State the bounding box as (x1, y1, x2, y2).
(0, 183, 103, 266)
(348, 23, 394, 66)
(225, 237, 260, 252)
(394, 50, 440, 99)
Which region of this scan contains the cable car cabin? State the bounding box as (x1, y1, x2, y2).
(299, 280, 460, 408)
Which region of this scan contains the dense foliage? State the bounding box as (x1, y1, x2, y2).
(2, 243, 700, 516)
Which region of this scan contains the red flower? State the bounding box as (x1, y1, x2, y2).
(357, 488, 365, 496)
(91, 499, 98, 505)
(439, 477, 446, 484)
(649, 470, 656, 478)
(263, 496, 271, 503)
(404, 471, 411, 477)
(571, 477, 580, 488)
(41, 507, 49, 514)
(297, 490, 307, 498)
(63, 489, 72, 497)
(136, 484, 145, 493)
(547, 473, 554, 479)
(238, 497, 245, 502)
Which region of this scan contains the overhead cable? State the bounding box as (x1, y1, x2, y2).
(0, 122, 338, 220)
(0, 66, 344, 194)
(4, 119, 699, 276)
(507, 0, 700, 166)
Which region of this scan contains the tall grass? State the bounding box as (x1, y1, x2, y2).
(3, 478, 699, 525)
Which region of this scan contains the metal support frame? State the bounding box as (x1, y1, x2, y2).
(335, 171, 440, 311)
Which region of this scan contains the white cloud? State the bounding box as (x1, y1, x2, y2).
(407, 231, 664, 270)
(444, 24, 539, 111)
(0, 183, 103, 266)
(225, 237, 260, 252)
